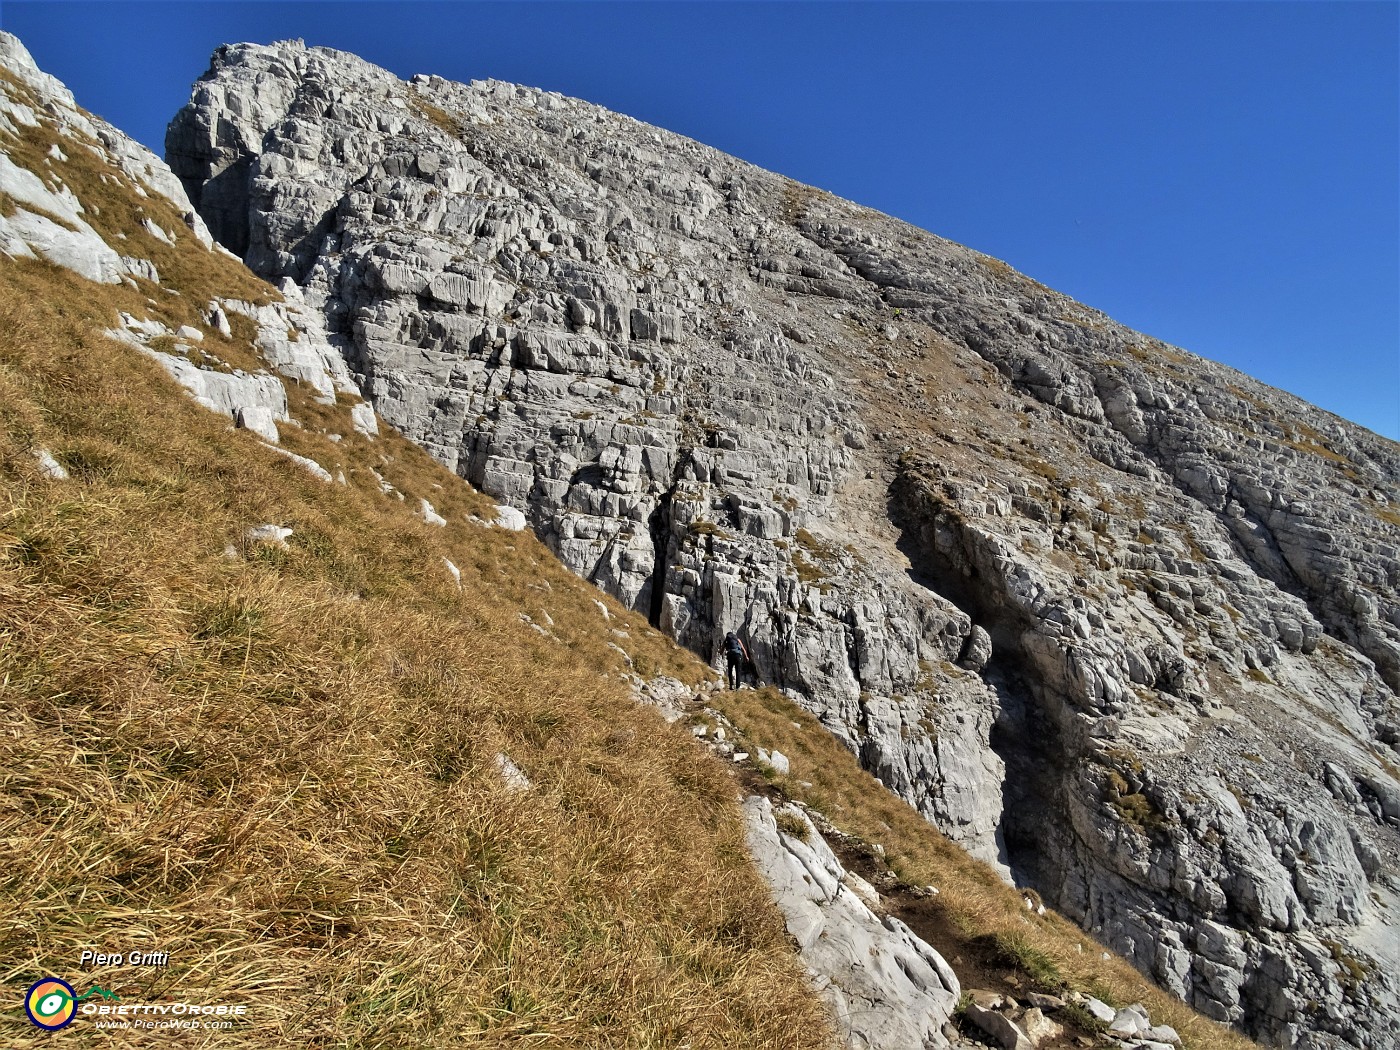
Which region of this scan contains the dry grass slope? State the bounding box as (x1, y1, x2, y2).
(0, 85, 832, 1045)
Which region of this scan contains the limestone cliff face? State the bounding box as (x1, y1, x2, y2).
(168, 40, 1400, 1049)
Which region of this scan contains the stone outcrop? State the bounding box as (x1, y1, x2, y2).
(0, 31, 366, 466)
(152, 38, 1399, 1050)
(743, 796, 960, 1050)
(0, 32, 200, 284)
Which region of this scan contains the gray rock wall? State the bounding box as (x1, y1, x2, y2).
(168, 40, 1400, 1049)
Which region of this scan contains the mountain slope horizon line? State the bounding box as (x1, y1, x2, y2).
(1, 28, 1276, 1050)
(1, 28, 1395, 1050)
(169, 37, 1397, 444)
(162, 37, 1400, 1050)
(165, 36, 1400, 1050)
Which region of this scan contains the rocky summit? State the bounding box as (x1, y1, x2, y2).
(83, 36, 1400, 1050)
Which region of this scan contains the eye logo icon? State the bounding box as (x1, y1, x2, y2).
(25, 978, 77, 1030)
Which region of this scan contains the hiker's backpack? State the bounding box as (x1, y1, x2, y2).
(724, 633, 744, 657)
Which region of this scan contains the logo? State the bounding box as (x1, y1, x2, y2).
(24, 979, 118, 1029)
(22, 974, 244, 1031)
(25, 978, 77, 1030)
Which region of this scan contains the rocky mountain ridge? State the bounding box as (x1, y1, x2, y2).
(4, 30, 1393, 1048)
(4, 32, 1197, 1049)
(160, 38, 1400, 1050)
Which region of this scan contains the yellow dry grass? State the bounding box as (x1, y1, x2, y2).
(708, 687, 1262, 1050)
(0, 92, 828, 1046)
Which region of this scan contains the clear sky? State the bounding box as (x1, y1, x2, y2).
(4, 1, 1397, 439)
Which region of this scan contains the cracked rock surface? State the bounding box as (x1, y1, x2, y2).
(169, 40, 1400, 1049)
(743, 795, 960, 1050)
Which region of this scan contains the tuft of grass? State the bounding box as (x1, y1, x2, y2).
(1321, 939, 1370, 989)
(1059, 1001, 1110, 1034)
(975, 255, 1014, 279)
(990, 930, 1061, 989)
(1094, 752, 1171, 835)
(792, 550, 823, 585)
(774, 810, 811, 842)
(780, 179, 826, 225)
(409, 93, 468, 138)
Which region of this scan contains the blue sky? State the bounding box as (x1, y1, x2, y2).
(4, 1, 1397, 439)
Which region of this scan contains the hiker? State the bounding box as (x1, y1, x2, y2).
(723, 630, 750, 690)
